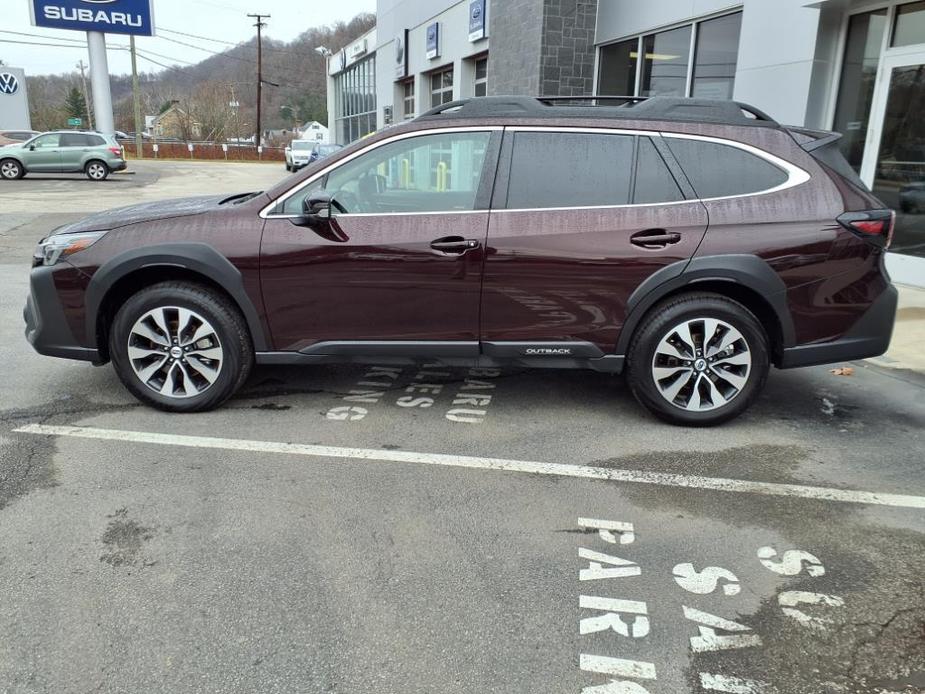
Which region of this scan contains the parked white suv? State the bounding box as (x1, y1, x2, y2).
(284, 140, 314, 172)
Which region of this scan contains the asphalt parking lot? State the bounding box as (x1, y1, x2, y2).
(1, 163, 923, 694)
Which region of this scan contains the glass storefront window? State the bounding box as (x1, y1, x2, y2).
(430, 67, 454, 107)
(598, 38, 637, 96)
(892, 1, 925, 47)
(334, 55, 377, 145)
(402, 80, 415, 119)
(873, 63, 925, 258)
(598, 13, 742, 99)
(691, 12, 742, 99)
(640, 25, 691, 96)
(474, 57, 488, 97)
(833, 10, 889, 172)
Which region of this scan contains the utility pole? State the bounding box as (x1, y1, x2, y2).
(247, 13, 270, 149)
(130, 36, 143, 158)
(76, 59, 94, 130)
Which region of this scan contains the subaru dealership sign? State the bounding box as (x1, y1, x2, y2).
(30, 0, 155, 36)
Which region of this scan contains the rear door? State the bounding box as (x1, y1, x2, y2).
(480, 127, 708, 357)
(58, 133, 92, 171)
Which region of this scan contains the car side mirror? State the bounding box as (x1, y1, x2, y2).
(304, 192, 332, 220)
(29, 145, 35, 151)
(290, 193, 334, 228)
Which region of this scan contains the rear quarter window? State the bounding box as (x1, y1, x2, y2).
(665, 137, 789, 198)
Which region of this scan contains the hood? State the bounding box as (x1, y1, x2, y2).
(50, 193, 260, 236)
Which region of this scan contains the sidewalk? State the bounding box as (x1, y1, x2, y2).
(868, 283, 925, 374)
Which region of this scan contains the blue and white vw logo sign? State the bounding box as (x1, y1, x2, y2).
(471, 4, 482, 20)
(0, 73, 19, 96)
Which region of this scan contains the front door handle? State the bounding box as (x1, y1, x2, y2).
(630, 228, 682, 249)
(430, 236, 481, 254)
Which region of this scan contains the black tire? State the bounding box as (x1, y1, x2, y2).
(0, 158, 24, 180)
(626, 292, 770, 427)
(109, 282, 254, 412)
(85, 159, 110, 181)
(285, 162, 291, 172)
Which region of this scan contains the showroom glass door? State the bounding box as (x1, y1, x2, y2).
(862, 52, 925, 264)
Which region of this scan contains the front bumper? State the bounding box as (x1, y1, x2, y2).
(24, 265, 100, 362)
(779, 284, 898, 368)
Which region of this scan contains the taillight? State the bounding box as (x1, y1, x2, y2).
(108, 146, 122, 157)
(836, 210, 895, 249)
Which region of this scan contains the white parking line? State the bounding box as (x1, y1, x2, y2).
(14, 423, 925, 510)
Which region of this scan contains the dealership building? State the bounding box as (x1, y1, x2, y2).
(326, 0, 925, 280)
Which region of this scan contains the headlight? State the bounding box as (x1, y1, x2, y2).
(33, 231, 107, 267)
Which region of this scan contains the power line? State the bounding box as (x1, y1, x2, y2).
(0, 29, 87, 44)
(159, 25, 325, 60)
(158, 27, 238, 46)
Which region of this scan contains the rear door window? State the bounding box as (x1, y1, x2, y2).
(633, 137, 684, 203)
(59, 133, 83, 147)
(664, 137, 789, 198)
(505, 132, 634, 209)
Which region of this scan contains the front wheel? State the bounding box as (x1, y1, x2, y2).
(85, 160, 109, 181)
(626, 293, 770, 427)
(109, 282, 254, 412)
(1, 158, 24, 180)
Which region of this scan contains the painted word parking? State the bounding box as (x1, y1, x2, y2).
(325, 365, 500, 424)
(577, 518, 847, 693)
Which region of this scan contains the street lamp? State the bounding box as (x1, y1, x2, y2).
(315, 46, 332, 57)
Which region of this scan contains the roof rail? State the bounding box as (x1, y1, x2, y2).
(416, 95, 780, 127)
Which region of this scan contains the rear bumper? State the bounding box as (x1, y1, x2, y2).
(779, 284, 898, 369)
(24, 265, 100, 362)
(111, 159, 127, 172)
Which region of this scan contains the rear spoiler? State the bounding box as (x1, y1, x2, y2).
(786, 126, 843, 152)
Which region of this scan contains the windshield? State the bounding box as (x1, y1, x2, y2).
(318, 145, 341, 155)
(292, 141, 313, 151)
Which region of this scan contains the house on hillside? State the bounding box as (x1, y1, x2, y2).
(297, 120, 329, 143)
(145, 102, 201, 141)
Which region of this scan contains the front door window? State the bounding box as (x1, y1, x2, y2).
(282, 131, 491, 215)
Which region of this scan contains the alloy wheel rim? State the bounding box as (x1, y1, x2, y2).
(1, 161, 19, 178)
(88, 163, 105, 179)
(651, 317, 752, 412)
(127, 306, 223, 399)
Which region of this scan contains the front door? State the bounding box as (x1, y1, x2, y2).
(861, 51, 925, 279)
(23, 133, 62, 172)
(480, 128, 708, 355)
(260, 128, 500, 354)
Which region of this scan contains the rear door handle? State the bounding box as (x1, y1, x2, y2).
(430, 236, 481, 254)
(630, 228, 682, 249)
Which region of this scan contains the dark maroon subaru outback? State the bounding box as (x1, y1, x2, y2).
(24, 96, 898, 426)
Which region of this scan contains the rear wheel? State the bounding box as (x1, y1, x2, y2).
(85, 160, 109, 181)
(626, 293, 770, 426)
(1, 158, 24, 180)
(109, 282, 253, 412)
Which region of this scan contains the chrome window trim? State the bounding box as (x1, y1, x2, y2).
(498, 126, 810, 211)
(260, 125, 503, 219)
(261, 125, 810, 218)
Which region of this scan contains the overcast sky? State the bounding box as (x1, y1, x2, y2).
(1, 0, 375, 76)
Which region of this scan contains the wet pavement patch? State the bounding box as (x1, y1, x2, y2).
(100, 507, 154, 568)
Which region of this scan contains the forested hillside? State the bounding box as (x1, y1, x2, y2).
(24, 12, 375, 139)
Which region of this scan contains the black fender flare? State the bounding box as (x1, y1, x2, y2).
(85, 242, 269, 351)
(614, 254, 796, 355)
